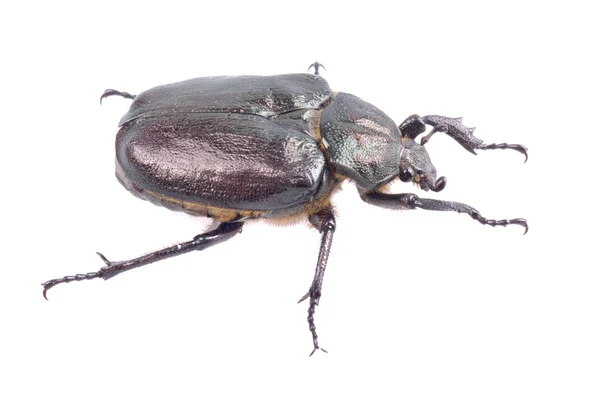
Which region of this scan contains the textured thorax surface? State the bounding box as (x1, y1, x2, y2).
(319, 93, 402, 191)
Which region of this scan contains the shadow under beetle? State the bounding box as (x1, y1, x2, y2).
(43, 63, 528, 355)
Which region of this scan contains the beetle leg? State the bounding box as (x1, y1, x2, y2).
(359, 191, 528, 234)
(298, 206, 336, 356)
(474, 142, 529, 162)
(417, 115, 528, 162)
(42, 221, 243, 299)
(100, 89, 136, 104)
(398, 114, 427, 140)
(307, 61, 326, 76)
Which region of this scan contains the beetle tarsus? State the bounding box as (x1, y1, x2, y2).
(476, 143, 529, 163)
(306, 288, 324, 355)
(469, 213, 529, 234)
(100, 89, 136, 104)
(308, 62, 326, 76)
(301, 283, 329, 356)
(42, 271, 104, 300)
(41, 222, 244, 298)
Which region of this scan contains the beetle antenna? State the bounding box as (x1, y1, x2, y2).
(100, 89, 136, 105)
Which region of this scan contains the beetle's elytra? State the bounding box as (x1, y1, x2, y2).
(43, 63, 528, 355)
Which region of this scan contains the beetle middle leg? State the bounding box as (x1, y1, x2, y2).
(359, 191, 528, 234)
(42, 221, 243, 299)
(298, 205, 336, 356)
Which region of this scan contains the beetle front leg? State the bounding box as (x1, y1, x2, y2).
(398, 114, 528, 162)
(298, 206, 336, 356)
(421, 115, 528, 161)
(360, 191, 528, 234)
(42, 221, 244, 299)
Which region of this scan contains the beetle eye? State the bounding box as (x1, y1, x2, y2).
(399, 167, 414, 182)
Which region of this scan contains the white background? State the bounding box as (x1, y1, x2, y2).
(3, 1, 599, 399)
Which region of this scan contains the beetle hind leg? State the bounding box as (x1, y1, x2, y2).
(42, 221, 244, 299)
(298, 206, 336, 356)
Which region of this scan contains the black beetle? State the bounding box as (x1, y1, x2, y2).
(43, 64, 528, 355)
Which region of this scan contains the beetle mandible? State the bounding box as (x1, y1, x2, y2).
(43, 64, 528, 355)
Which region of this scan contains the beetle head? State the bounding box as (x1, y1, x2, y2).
(399, 138, 446, 192)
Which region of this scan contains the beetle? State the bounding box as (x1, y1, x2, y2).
(42, 64, 528, 355)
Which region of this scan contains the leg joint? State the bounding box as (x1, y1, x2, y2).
(322, 219, 336, 232)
